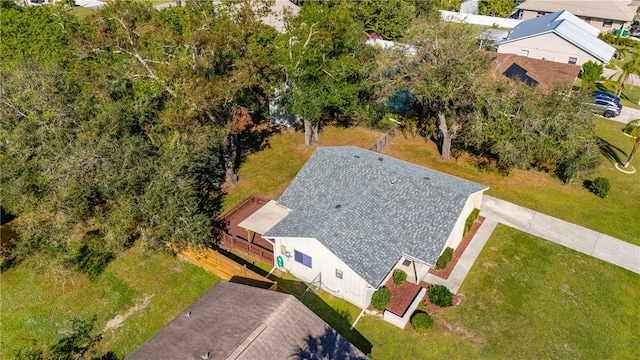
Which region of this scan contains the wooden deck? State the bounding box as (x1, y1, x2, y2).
(218, 195, 274, 264)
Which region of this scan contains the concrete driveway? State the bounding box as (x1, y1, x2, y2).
(612, 105, 640, 124)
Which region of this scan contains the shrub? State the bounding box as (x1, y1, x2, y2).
(428, 285, 453, 307)
(411, 312, 434, 334)
(417, 300, 428, 312)
(464, 208, 480, 234)
(392, 269, 407, 285)
(436, 247, 454, 270)
(589, 177, 611, 198)
(371, 287, 392, 310)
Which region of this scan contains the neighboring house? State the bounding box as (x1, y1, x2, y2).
(515, 0, 638, 32)
(255, 146, 487, 311)
(496, 10, 616, 65)
(489, 52, 581, 90)
(126, 281, 368, 360)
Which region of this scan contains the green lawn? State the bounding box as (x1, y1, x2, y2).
(258, 225, 640, 359)
(352, 225, 640, 359)
(0, 244, 219, 359)
(382, 118, 640, 245)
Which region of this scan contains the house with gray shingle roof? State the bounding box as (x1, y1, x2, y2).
(255, 146, 487, 322)
(126, 281, 369, 360)
(496, 10, 616, 65)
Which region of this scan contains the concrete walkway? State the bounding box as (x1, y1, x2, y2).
(424, 196, 639, 293)
(480, 196, 640, 274)
(423, 218, 498, 293)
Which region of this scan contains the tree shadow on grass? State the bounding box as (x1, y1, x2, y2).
(596, 136, 628, 164)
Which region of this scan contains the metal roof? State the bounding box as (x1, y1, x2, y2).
(126, 282, 368, 360)
(517, 0, 637, 22)
(264, 146, 487, 287)
(238, 200, 291, 235)
(497, 10, 616, 64)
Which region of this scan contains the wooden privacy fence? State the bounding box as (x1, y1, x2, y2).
(368, 126, 397, 152)
(221, 233, 274, 264)
(180, 247, 272, 283)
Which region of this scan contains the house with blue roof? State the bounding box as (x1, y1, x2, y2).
(496, 10, 616, 65)
(245, 146, 487, 319)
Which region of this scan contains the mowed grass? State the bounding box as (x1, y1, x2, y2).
(222, 126, 382, 210)
(382, 119, 640, 244)
(351, 225, 640, 359)
(0, 243, 219, 359)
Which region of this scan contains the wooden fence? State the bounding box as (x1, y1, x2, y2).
(368, 126, 397, 152)
(221, 233, 274, 264)
(180, 247, 272, 284)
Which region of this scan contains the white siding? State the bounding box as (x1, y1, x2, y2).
(497, 32, 602, 65)
(444, 196, 478, 251)
(270, 237, 375, 309)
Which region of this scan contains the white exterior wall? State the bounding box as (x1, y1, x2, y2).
(444, 195, 480, 251)
(271, 237, 374, 309)
(497, 33, 602, 65)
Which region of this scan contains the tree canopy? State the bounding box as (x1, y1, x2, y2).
(276, 1, 372, 146)
(0, 1, 278, 272)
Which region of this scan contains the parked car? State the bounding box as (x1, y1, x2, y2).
(590, 97, 622, 118)
(592, 90, 622, 107)
(631, 20, 640, 37)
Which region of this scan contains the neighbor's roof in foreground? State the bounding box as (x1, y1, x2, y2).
(264, 146, 488, 287)
(497, 10, 616, 64)
(517, 0, 637, 22)
(126, 282, 368, 360)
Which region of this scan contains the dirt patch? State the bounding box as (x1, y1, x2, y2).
(103, 294, 154, 332)
(440, 320, 485, 346)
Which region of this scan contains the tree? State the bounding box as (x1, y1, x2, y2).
(459, 80, 600, 183)
(620, 119, 640, 169)
(478, 0, 516, 17)
(579, 61, 603, 91)
(354, 0, 414, 40)
(374, 20, 490, 159)
(611, 51, 640, 97)
(277, 2, 370, 146)
(0, 1, 278, 271)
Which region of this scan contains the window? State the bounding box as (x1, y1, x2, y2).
(568, 57, 578, 65)
(294, 250, 312, 268)
(335, 269, 343, 279)
(603, 19, 613, 28)
(521, 50, 529, 57)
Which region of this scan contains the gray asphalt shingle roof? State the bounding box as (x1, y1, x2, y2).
(264, 146, 487, 287)
(126, 282, 368, 360)
(497, 11, 616, 64)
